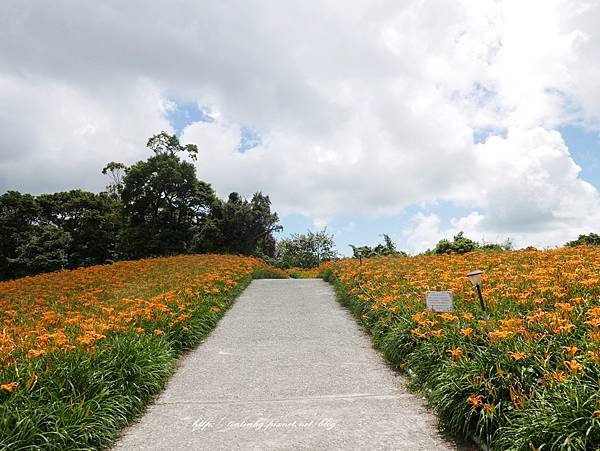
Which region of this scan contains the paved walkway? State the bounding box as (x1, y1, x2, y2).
(114, 279, 460, 450)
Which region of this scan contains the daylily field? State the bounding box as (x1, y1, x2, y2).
(320, 246, 600, 450)
(1, 249, 599, 450)
(0, 254, 284, 449)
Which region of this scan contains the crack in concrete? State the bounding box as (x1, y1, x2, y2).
(155, 393, 408, 406)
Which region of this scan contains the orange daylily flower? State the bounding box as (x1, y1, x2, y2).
(448, 347, 463, 359)
(0, 382, 18, 393)
(508, 351, 526, 361)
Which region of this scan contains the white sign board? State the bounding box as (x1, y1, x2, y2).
(426, 291, 453, 312)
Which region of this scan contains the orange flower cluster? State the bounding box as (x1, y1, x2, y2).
(321, 246, 600, 417)
(0, 254, 265, 370)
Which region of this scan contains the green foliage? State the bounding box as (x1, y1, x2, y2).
(37, 190, 122, 267)
(10, 224, 72, 276)
(102, 161, 127, 198)
(566, 232, 600, 247)
(0, 333, 175, 450)
(427, 232, 512, 255)
(251, 267, 288, 279)
(350, 234, 407, 258)
(275, 229, 337, 268)
(0, 190, 122, 279)
(146, 131, 198, 160)
(0, 274, 253, 449)
(119, 133, 217, 259)
(0, 191, 40, 278)
(1, 131, 284, 280)
(193, 192, 281, 257)
(434, 231, 478, 254)
(324, 261, 600, 450)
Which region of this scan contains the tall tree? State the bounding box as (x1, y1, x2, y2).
(566, 233, 600, 247)
(10, 224, 72, 276)
(119, 132, 216, 258)
(102, 161, 127, 199)
(36, 190, 122, 267)
(275, 229, 337, 268)
(0, 191, 40, 279)
(193, 192, 281, 256)
(350, 234, 407, 258)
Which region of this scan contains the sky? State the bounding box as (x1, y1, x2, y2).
(1, 0, 600, 255)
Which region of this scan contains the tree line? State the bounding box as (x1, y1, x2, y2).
(4, 129, 599, 280)
(0, 132, 280, 280)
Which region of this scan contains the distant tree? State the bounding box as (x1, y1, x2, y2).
(102, 161, 127, 198)
(275, 229, 337, 268)
(9, 224, 72, 276)
(426, 232, 511, 255)
(0, 191, 41, 279)
(119, 132, 216, 258)
(1, 131, 284, 278)
(566, 233, 600, 247)
(349, 234, 407, 258)
(480, 238, 513, 252)
(36, 190, 122, 267)
(193, 192, 281, 256)
(433, 231, 478, 255)
(146, 131, 198, 160)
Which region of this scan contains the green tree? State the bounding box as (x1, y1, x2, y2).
(119, 133, 216, 258)
(193, 192, 281, 256)
(427, 232, 511, 255)
(433, 231, 478, 254)
(0, 191, 41, 279)
(275, 229, 337, 268)
(9, 224, 72, 275)
(36, 190, 122, 267)
(350, 234, 407, 258)
(102, 161, 127, 198)
(566, 233, 600, 247)
(147, 131, 198, 160)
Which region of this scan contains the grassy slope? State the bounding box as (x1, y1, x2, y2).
(0, 256, 283, 450)
(320, 250, 600, 451)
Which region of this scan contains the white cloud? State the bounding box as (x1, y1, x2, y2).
(1, 0, 600, 247)
(403, 213, 444, 253)
(473, 127, 600, 232)
(0, 74, 170, 194)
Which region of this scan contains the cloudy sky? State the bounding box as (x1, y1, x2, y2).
(2, 0, 600, 254)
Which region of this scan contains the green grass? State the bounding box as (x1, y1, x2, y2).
(0, 277, 252, 450)
(321, 268, 600, 450)
(251, 267, 289, 279)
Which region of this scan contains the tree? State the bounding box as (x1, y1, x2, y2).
(146, 131, 198, 160)
(193, 192, 281, 256)
(0, 191, 40, 279)
(426, 231, 511, 255)
(9, 225, 72, 276)
(275, 229, 337, 268)
(432, 231, 478, 255)
(1, 131, 284, 278)
(350, 234, 407, 258)
(36, 190, 122, 267)
(119, 133, 216, 258)
(566, 233, 600, 247)
(102, 161, 127, 198)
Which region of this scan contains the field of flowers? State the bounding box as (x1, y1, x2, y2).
(321, 247, 600, 450)
(0, 254, 280, 449)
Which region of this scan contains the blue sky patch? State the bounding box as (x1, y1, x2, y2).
(473, 127, 508, 144)
(165, 99, 262, 152)
(239, 126, 262, 152)
(560, 125, 600, 189)
(276, 201, 479, 256)
(165, 100, 214, 135)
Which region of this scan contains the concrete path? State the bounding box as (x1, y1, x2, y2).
(114, 280, 461, 450)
